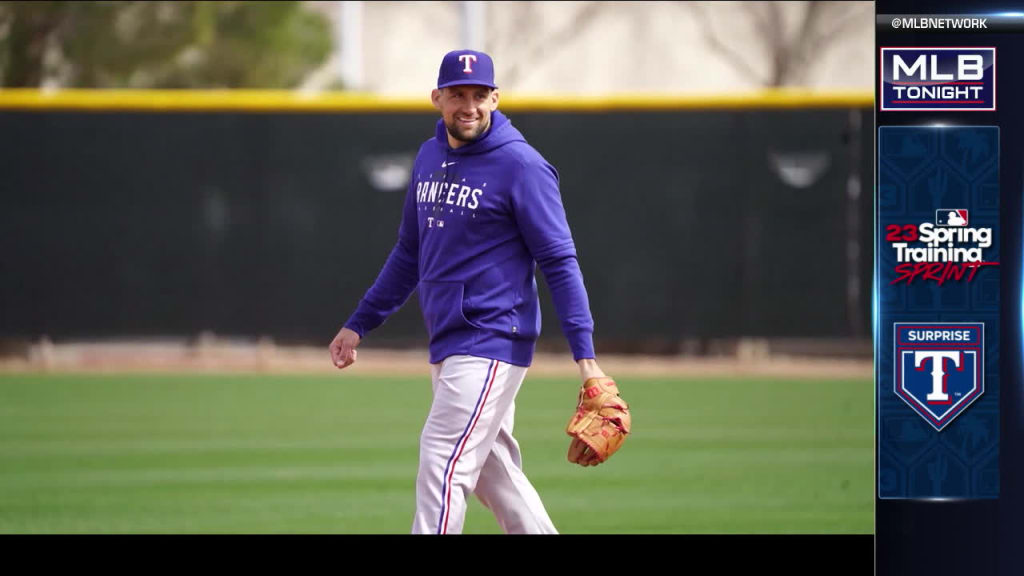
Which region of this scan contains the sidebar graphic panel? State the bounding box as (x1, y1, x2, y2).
(878, 126, 1000, 499)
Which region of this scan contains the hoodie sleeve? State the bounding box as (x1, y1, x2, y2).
(510, 157, 596, 361)
(343, 177, 420, 338)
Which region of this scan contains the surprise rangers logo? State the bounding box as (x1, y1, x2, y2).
(886, 209, 998, 285)
(894, 323, 984, 431)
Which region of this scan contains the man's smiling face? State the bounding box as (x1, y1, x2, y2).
(432, 84, 500, 147)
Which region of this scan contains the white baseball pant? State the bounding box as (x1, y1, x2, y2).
(411, 354, 558, 534)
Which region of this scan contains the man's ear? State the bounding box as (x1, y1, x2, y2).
(431, 88, 442, 110)
(491, 89, 500, 110)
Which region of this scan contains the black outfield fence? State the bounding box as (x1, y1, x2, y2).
(0, 94, 872, 355)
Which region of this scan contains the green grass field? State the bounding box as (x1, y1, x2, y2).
(0, 372, 872, 534)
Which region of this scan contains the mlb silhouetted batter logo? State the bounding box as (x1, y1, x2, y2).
(894, 323, 984, 431)
(936, 209, 968, 227)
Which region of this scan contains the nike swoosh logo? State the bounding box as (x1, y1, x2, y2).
(441, 161, 457, 168)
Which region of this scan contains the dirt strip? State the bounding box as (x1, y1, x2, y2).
(0, 342, 872, 380)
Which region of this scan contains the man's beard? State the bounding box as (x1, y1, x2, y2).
(446, 115, 491, 143)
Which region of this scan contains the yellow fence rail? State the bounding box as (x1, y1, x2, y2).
(0, 88, 873, 112)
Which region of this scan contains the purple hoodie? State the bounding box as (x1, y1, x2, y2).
(344, 110, 594, 366)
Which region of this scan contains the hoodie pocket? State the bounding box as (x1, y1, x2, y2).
(419, 281, 479, 338)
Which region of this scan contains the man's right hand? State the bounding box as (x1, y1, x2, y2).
(329, 327, 361, 369)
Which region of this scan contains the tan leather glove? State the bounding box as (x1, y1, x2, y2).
(566, 377, 631, 466)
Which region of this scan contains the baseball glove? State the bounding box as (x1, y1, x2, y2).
(566, 377, 631, 466)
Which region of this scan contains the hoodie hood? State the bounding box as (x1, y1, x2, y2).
(434, 110, 524, 156)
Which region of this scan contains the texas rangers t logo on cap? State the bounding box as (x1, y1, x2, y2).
(437, 49, 498, 89)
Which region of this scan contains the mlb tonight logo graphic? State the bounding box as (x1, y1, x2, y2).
(894, 323, 984, 431)
(936, 209, 968, 227)
(880, 47, 996, 111)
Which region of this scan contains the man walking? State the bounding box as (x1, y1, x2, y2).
(330, 49, 613, 534)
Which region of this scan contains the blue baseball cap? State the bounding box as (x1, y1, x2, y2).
(437, 49, 498, 90)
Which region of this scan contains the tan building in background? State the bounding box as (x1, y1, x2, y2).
(304, 1, 874, 94)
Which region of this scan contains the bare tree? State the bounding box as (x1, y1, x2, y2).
(684, 1, 872, 87)
(487, 1, 606, 88)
